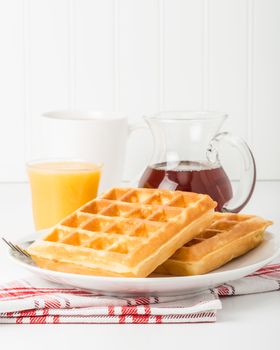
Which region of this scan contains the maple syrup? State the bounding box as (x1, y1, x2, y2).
(139, 161, 233, 211)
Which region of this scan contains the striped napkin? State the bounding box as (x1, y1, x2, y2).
(0, 263, 279, 324)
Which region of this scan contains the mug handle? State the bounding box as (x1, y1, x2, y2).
(207, 132, 256, 213)
(122, 123, 150, 185)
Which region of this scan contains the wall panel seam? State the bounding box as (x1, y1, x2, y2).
(68, 0, 76, 109)
(114, 0, 120, 111)
(23, 0, 30, 162)
(247, 0, 254, 146)
(202, 0, 209, 110)
(158, 0, 164, 112)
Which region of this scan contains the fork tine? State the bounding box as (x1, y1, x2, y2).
(2, 237, 16, 251)
(15, 244, 31, 258)
(8, 242, 24, 256)
(12, 243, 29, 257)
(2, 237, 31, 258)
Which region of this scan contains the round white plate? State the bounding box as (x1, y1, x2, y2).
(9, 231, 280, 297)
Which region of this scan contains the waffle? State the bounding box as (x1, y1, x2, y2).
(155, 213, 272, 276)
(28, 187, 216, 277)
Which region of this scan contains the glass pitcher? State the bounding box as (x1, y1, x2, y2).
(138, 111, 256, 212)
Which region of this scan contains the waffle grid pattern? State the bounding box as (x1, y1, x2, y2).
(45, 188, 208, 256)
(155, 212, 272, 276)
(184, 214, 251, 248)
(29, 187, 217, 277)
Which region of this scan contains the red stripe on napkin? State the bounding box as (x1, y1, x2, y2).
(0, 263, 279, 324)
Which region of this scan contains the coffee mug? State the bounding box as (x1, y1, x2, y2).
(41, 111, 141, 191)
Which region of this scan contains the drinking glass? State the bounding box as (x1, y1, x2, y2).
(27, 159, 102, 230)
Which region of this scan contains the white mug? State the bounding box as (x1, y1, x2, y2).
(41, 111, 141, 191)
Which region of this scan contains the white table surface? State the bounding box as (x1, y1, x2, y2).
(0, 182, 279, 349)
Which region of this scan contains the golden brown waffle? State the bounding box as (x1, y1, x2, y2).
(155, 213, 272, 276)
(28, 187, 216, 277)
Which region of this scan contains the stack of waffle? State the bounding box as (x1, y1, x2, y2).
(28, 187, 272, 277)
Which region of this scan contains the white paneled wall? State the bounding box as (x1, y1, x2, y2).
(253, 0, 280, 179)
(0, 0, 25, 181)
(118, 0, 159, 113)
(208, 0, 249, 140)
(0, 0, 279, 181)
(163, 0, 204, 111)
(26, 0, 69, 162)
(75, 0, 115, 110)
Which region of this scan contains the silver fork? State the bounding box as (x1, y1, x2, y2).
(2, 237, 31, 258)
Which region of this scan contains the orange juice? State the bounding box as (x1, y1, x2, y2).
(27, 161, 102, 230)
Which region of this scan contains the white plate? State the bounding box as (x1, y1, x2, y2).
(9, 231, 280, 297)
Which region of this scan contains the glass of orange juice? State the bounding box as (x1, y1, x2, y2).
(27, 159, 102, 230)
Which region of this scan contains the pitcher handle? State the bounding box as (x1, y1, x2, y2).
(207, 132, 256, 213)
(122, 123, 150, 186)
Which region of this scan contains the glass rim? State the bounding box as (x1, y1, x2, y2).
(144, 110, 228, 122)
(26, 158, 103, 172)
